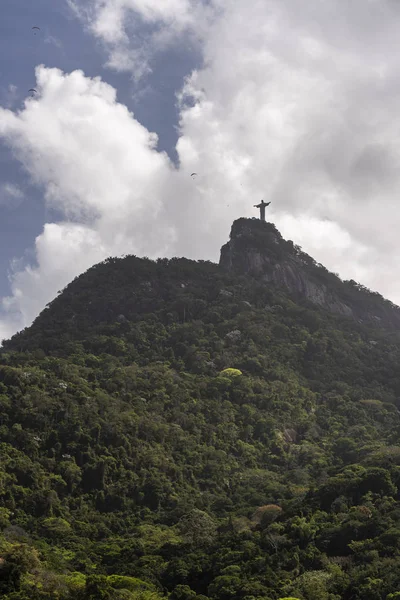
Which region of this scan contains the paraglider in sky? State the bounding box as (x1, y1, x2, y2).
(32, 26, 40, 35)
(191, 173, 197, 178)
(28, 88, 37, 95)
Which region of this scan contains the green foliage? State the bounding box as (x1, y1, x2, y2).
(219, 368, 243, 378)
(2, 250, 400, 598)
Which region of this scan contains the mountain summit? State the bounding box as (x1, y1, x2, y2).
(5, 218, 400, 354)
(220, 217, 400, 329)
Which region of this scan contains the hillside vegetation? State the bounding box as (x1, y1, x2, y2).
(1, 249, 400, 599)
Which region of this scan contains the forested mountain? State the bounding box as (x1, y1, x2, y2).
(2, 219, 400, 600)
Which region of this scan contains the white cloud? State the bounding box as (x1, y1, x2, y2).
(0, 183, 24, 209)
(44, 35, 63, 49)
(0, 84, 19, 110)
(0, 66, 181, 340)
(0, 67, 173, 228)
(2, 223, 107, 335)
(67, 0, 212, 79)
(4, 0, 400, 340)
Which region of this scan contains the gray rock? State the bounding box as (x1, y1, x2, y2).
(220, 218, 400, 328)
(283, 428, 297, 443)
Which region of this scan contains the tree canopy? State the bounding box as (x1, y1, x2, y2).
(1, 253, 400, 599)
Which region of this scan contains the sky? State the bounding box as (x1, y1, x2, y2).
(1, 0, 400, 341)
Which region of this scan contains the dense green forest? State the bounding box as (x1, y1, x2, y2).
(2, 234, 400, 599)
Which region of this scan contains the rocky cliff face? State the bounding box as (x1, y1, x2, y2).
(220, 218, 400, 328)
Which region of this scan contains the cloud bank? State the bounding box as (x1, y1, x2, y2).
(3, 0, 400, 339)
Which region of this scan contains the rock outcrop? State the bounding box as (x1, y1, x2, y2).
(220, 218, 400, 328)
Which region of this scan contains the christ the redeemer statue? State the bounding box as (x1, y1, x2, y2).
(254, 200, 271, 221)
